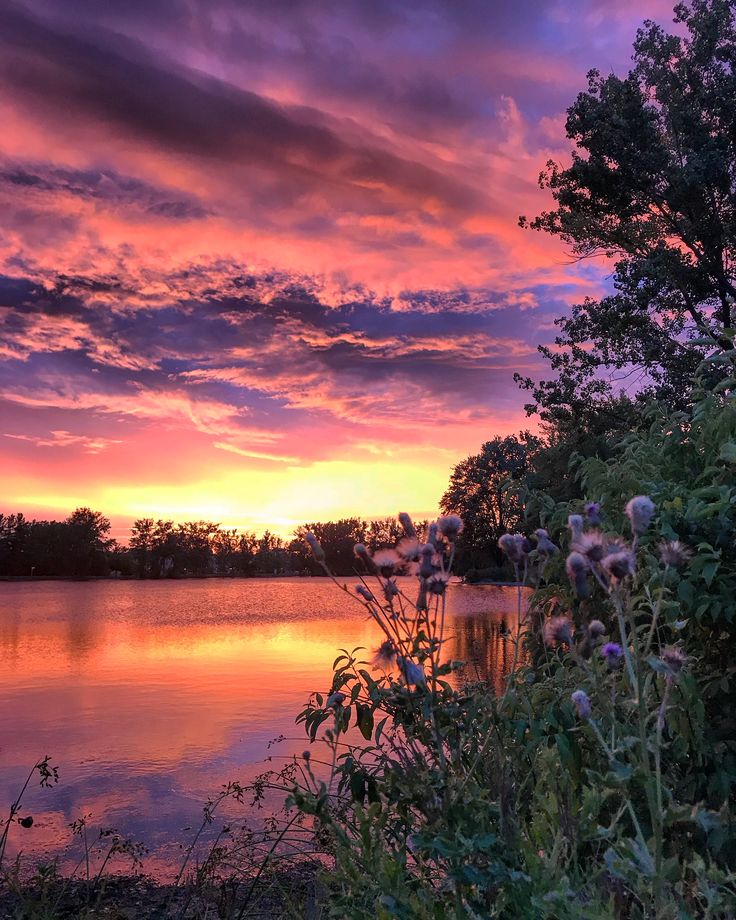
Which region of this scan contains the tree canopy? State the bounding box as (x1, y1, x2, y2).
(518, 0, 736, 428)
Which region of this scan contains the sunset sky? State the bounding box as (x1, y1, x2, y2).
(0, 0, 673, 539)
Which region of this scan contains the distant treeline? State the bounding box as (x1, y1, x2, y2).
(0, 510, 427, 578)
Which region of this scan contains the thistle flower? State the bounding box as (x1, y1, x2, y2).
(428, 521, 442, 549)
(418, 543, 438, 579)
(572, 530, 606, 563)
(534, 528, 559, 555)
(498, 533, 527, 566)
(571, 689, 592, 720)
(567, 514, 584, 543)
(659, 540, 692, 568)
(373, 639, 397, 669)
(305, 532, 325, 562)
(588, 619, 606, 639)
(601, 641, 623, 668)
(566, 551, 591, 598)
(602, 551, 636, 581)
(427, 571, 450, 596)
(355, 584, 376, 603)
(398, 512, 416, 538)
(661, 646, 687, 675)
(326, 691, 346, 708)
(397, 656, 426, 686)
(437, 514, 464, 541)
(585, 502, 602, 526)
(397, 537, 422, 561)
(626, 495, 656, 536)
(383, 578, 400, 602)
(373, 548, 401, 578)
(543, 615, 573, 647)
(353, 543, 376, 572)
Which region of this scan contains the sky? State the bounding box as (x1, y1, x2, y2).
(0, 0, 675, 540)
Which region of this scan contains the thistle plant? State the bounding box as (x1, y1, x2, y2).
(281, 500, 735, 918)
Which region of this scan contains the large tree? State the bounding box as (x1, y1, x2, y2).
(440, 435, 539, 572)
(518, 0, 736, 428)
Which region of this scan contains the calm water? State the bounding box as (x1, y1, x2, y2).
(0, 578, 519, 876)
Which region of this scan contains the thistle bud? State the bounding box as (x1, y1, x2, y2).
(571, 689, 592, 720)
(585, 502, 602, 526)
(398, 512, 416, 538)
(305, 532, 325, 562)
(534, 528, 558, 556)
(567, 514, 584, 542)
(588, 619, 606, 640)
(566, 551, 590, 599)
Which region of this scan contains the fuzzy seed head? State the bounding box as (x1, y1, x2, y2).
(543, 615, 573, 647)
(626, 495, 656, 536)
(602, 550, 636, 582)
(566, 551, 591, 598)
(437, 514, 464, 541)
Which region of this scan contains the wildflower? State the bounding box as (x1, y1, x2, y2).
(373, 639, 397, 669)
(397, 656, 426, 686)
(498, 533, 528, 566)
(601, 641, 623, 668)
(543, 615, 573, 647)
(437, 514, 464, 541)
(398, 512, 416, 538)
(353, 543, 376, 572)
(326, 691, 346, 709)
(383, 579, 400, 602)
(626, 495, 656, 536)
(427, 521, 442, 549)
(355, 584, 376, 604)
(572, 531, 606, 563)
(567, 514, 584, 542)
(418, 543, 438, 578)
(373, 548, 401, 578)
(305, 532, 325, 563)
(602, 551, 636, 582)
(427, 571, 450, 596)
(661, 646, 687, 675)
(397, 537, 422, 561)
(534, 528, 559, 555)
(585, 502, 602, 526)
(566, 552, 591, 599)
(571, 689, 592, 720)
(659, 540, 692, 568)
(588, 619, 606, 639)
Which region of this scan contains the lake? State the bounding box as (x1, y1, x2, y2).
(0, 578, 520, 877)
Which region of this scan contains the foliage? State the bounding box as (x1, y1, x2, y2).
(518, 0, 736, 426)
(0, 508, 112, 577)
(277, 497, 736, 918)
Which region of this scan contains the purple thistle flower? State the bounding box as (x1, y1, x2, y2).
(585, 502, 602, 526)
(601, 641, 623, 668)
(571, 689, 592, 720)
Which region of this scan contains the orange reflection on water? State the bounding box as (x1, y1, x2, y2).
(0, 578, 522, 875)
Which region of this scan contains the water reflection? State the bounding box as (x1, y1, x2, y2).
(0, 578, 522, 875)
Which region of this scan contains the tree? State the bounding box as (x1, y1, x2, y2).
(65, 507, 112, 575)
(440, 435, 539, 573)
(518, 0, 736, 427)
